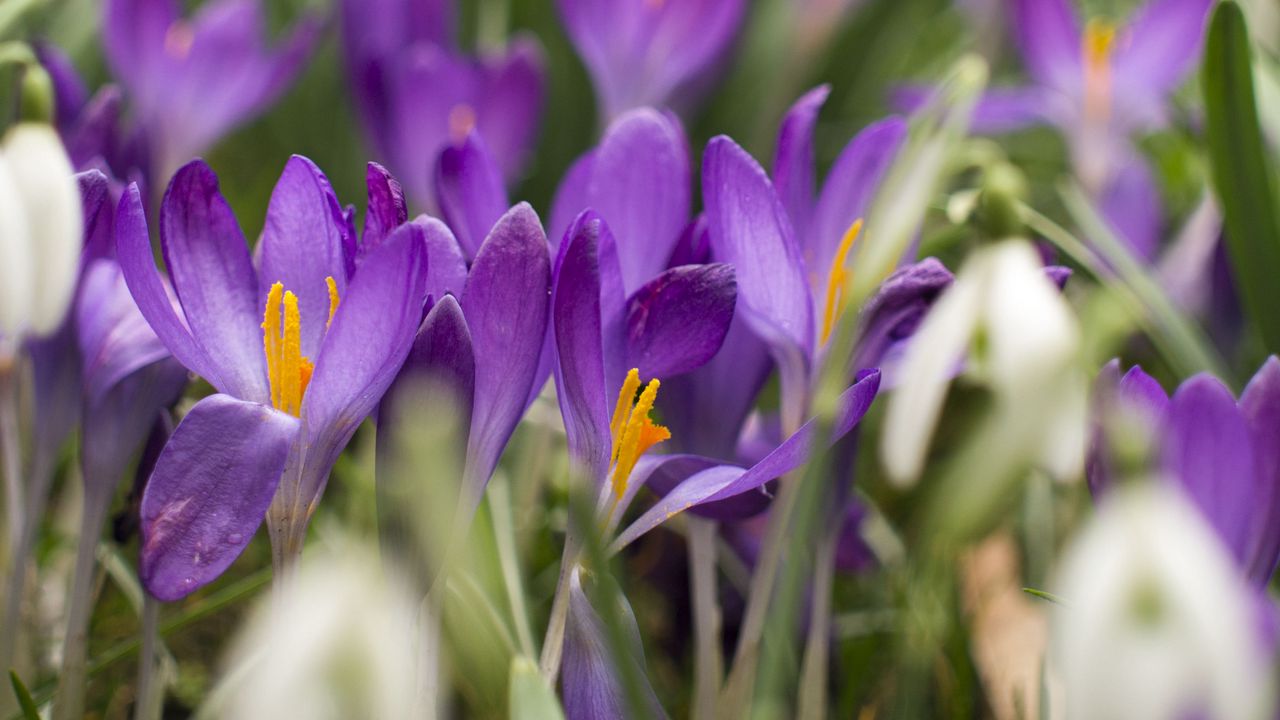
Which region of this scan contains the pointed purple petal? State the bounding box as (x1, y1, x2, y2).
(434, 131, 509, 260)
(851, 257, 953, 371)
(116, 183, 228, 393)
(1114, 0, 1213, 98)
(101, 0, 177, 108)
(139, 394, 298, 601)
(1010, 0, 1081, 91)
(474, 37, 545, 181)
(380, 294, 475, 432)
(78, 170, 114, 262)
(612, 370, 880, 551)
(623, 263, 735, 380)
(81, 359, 187, 497)
(1117, 364, 1170, 419)
(549, 151, 595, 255)
(301, 220, 428, 502)
(362, 161, 407, 250)
(257, 156, 352, 358)
(417, 216, 470, 303)
(703, 135, 812, 359)
(553, 213, 611, 488)
(460, 203, 551, 502)
(1163, 374, 1257, 567)
(159, 161, 266, 401)
(588, 109, 690, 293)
(77, 260, 176, 405)
(1240, 357, 1280, 584)
(772, 86, 830, 241)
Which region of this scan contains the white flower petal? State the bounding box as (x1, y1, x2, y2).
(0, 153, 33, 340)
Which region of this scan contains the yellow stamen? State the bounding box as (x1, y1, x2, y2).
(820, 218, 862, 345)
(609, 369, 642, 467)
(280, 292, 304, 415)
(610, 377, 670, 501)
(262, 283, 284, 409)
(326, 276, 341, 327)
(1083, 19, 1117, 123)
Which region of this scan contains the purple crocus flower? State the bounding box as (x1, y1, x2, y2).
(339, 0, 544, 211)
(1089, 358, 1280, 586)
(102, 0, 320, 184)
(556, 0, 746, 121)
(903, 0, 1213, 258)
(117, 156, 428, 600)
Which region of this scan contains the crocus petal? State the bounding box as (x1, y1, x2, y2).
(34, 42, 89, 130)
(773, 85, 830, 240)
(116, 183, 227, 390)
(473, 37, 546, 182)
(78, 170, 114, 262)
(77, 260, 176, 405)
(302, 220, 429, 503)
(1240, 357, 1280, 584)
(139, 394, 298, 601)
(27, 324, 81, 475)
(159, 160, 266, 401)
(101, 0, 178, 111)
(0, 124, 82, 337)
(623, 263, 736, 380)
(257, 156, 352, 358)
(553, 213, 611, 489)
(1163, 374, 1258, 567)
(703, 135, 812, 359)
(613, 370, 880, 551)
(1010, 0, 1081, 92)
(549, 151, 595, 253)
(587, 109, 691, 293)
(851, 257, 953, 373)
(1118, 365, 1170, 419)
(417, 216, 470, 302)
(460, 203, 551, 505)
(82, 359, 187, 497)
(434, 131, 509, 260)
(1099, 156, 1162, 261)
(362, 162, 407, 251)
(808, 117, 906, 285)
(562, 568, 667, 720)
(1114, 0, 1213, 98)
(380, 295, 475, 433)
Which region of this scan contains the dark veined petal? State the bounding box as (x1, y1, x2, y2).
(257, 155, 352, 358)
(460, 203, 551, 508)
(1162, 374, 1258, 568)
(562, 568, 667, 720)
(611, 370, 880, 552)
(139, 394, 298, 601)
(623, 263, 735, 380)
(362, 161, 407, 251)
(702, 135, 812, 360)
(158, 161, 267, 401)
(434, 131, 508, 260)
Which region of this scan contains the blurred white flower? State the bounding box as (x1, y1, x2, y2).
(1053, 482, 1274, 720)
(881, 238, 1085, 485)
(0, 123, 81, 343)
(209, 545, 425, 720)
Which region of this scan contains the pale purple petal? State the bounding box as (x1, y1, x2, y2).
(772, 85, 830, 240)
(257, 156, 352, 358)
(474, 37, 545, 182)
(1010, 0, 1081, 91)
(434, 131, 508, 260)
(1100, 156, 1162, 261)
(553, 213, 611, 488)
(140, 394, 298, 601)
(77, 260, 176, 406)
(159, 161, 266, 401)
(1240, 357, 1280, 584)
(588, 109, 690, 293)
(82, 360, 187, 497)
(623, 264, 735, 380)
(893, 85, 1052, 134)
(101, 0, 178, 112)
(116, 183, 228, 394)
(703, 135, 812, 359)
(1163, 374, 1257, 567)
(417, 216, 470, 302)
(549, 152, 595, 254)
(1114, 0, 1213, 98)
(461, 203, 552, 505)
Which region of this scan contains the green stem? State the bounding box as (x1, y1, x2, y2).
(52, 484, 111, 720)
(490, 475, 537, 658)
(132, 598, 161, 720)
(687, 518, 722, 720)
(796, 526, 838, 720)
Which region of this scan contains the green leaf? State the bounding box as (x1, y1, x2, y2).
(8, 671, 39, 720)
(508, 657, 565, 720)
(1203, 1, 1280, 353)
(1021, 587, 1067, 606)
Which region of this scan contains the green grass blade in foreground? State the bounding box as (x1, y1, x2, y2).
(1204, 1, 1280, 354)
(8, 673, 38, 720)
(509, 657, 566, 720)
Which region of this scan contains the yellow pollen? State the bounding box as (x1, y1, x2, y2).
(448, 104, 477, 142)
(326, 276, 341, 327)
(164, 21, 195, 60)
(1083, 19, 1117, 123)
(607, 369, 670, 502)
(261, 276, 341, 417)
(820, 218, 862, 346)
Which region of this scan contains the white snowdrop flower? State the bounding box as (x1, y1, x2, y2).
(0, 123, 81, 343)
(881, 238, 1085, 485)
(1053, 482, 1274, 720)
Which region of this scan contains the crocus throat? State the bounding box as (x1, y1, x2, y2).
(261, 277, 341, 417)
(820, 218, 863, 346)
(1082, 19, 1117, 124)
(608, 368, 671, 502)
